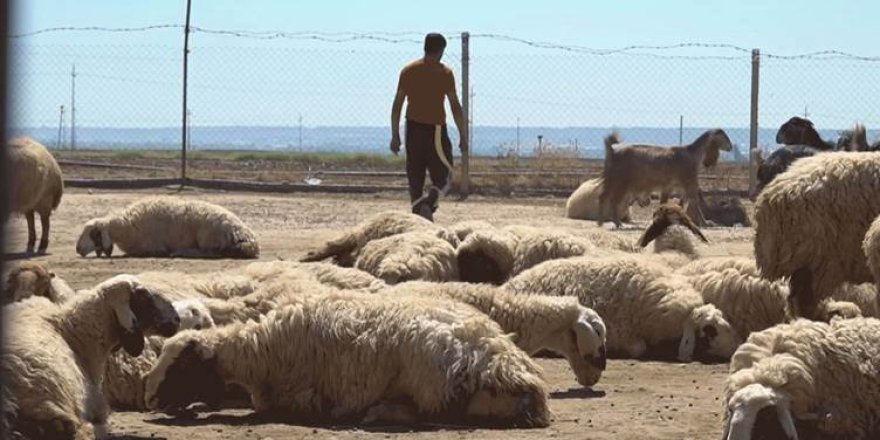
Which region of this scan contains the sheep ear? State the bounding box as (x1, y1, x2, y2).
(110, 279, 147, 356)
(101, 229, 114, 257)
(678, 213, 709, 243)
(637, 217, 670, 248)
(573, 319, 600, 356)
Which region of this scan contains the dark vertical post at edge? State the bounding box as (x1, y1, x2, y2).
(460, 32, 470, 199)
(0, 0, 12, 433)
(748, 48, 760, 199)
(181, 0, 192, 186)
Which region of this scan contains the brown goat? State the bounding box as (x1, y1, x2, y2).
(598, 129, 733, 227)
(637, 201, 708, 248)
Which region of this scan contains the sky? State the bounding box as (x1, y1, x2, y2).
(9, 0, 880, 141)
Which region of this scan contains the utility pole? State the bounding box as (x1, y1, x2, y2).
(804, 105, 809, 118)
(70, 64, 76, 150)
(181, 0, 193, 184)
(679, 115, 684, 145)
(56, 105, 65, 150)
(186, 108, 192, 151)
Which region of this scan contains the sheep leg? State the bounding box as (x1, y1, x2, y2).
(24, 211, 36, 253)
(37, 211, 50, 254)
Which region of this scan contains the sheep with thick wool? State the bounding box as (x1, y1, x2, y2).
(565, 177, 650, 222)
(505, 255, 738, 362)
(244, 260, 387, 292)
(830, 282, 879, 318)
(75, 196, 260, 259)
(721, 317, 880, 439)
(354, 231, 459, 284)
(383, 281, 607, 387)
(2, 261, 75, 305)
(5, 136, 64, 254)
(754, 151, 880, 320)
(300, 211, 459, 266)
(144, 290, 550, 428)
(865, 213, 880, 290)
(134, 270, 258, 301)
(1, 275, 180, 440)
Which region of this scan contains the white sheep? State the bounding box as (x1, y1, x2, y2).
(5, 136, 64, 254)
(75, 196, 260, 259)
(830, 282, 879, 318)
(2, 261, 75, 304)
(864, 213, 880, 290)
(504, 255, 738, 362)
(448, 219, 495, 241)
(1, 274, 180, 440)
(456, 227, 519, 284)
(300, 210, 459, 266)
(243, 261, 387, 292)
(565, 177, 650, 223)
(675, 257, 760, 278)
(144, 291, 551, 427)
(754, 151, 880, 320)
(382, 281, 607, 387)
(721, 317, 880, 439)
(354, 231, 459, 284)
(133, 270, 258, 301)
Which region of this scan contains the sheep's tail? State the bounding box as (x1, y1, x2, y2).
(603, 132, 621, 165)
(50, 169, 64, 211)
(300, 233, 358, 264)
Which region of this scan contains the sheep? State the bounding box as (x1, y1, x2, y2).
(300, 211, 459, 266)
(755, 144, 823, 193)
(133, 270, 258, 301)
(865, 213, 880, 289)
(448, 220, 495, 241)
(504, 255, 738, 362)
(774, 116, 839, 151)
(565, 177, 650, 223)
(754, 150, 880, 320)
(1, 274, 180, 440)
(2, 261, 75, 304)
(144, 290, 551, 428)
(382, 281, 607, 387)
(75, 196, 260, 259)
(831, 282, 879, 318)
(456, 227, 519, 284)
(598, 129, 733, 227)
(720, 317, 880, 439)
(354, 231, 459, 284)
(243, 260, 387, 292)
(5, 136, 64, 254)
(697, 193, 751, 227)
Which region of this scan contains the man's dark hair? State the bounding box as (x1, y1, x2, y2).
(424, 33, 447, 55)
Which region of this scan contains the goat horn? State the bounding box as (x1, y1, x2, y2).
(679, 215, 709, 243)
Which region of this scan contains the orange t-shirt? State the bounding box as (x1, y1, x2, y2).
(397, 58, 455, 125)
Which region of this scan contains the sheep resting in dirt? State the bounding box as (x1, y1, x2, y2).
(2, 261, 75, 304)
(754, 150, 880, 320)
(865, 213, 880, 290)
(75, 196, 260, 259)
(5, 136, 64, 254)
(721, 317, 880, 440)
(565, 177, 650, 223)
(244, 260, 387, 293)
(353, 231, 459, 284)
(598, 129, 733, 227)
(1, 274, 180, 440)
(300, 211, 458, 266)
(383, 281, 607, 387)
(144, 291, 550, 428)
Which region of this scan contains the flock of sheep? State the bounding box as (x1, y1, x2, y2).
(2, 125, 880, 440)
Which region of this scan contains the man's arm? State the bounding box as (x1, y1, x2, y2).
(447, 87, 468, 153)
(390, 87, 406, 155)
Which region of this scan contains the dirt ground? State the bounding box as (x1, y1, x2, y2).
(4, 188, 757, 440)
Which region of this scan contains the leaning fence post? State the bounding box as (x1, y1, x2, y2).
(460, 31, 471, 198)
(748, 48, 760, 199)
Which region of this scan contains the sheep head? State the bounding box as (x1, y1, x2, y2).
(722, 383, 799, 440)
(679, 304, 740, 362)
(172, 299, 216, 331)
(638, 202, 708, 248)
(776, 116, 815, 145)
(101, 274, 180, 356)
(568, 307, 607, 387)
(144, 335, 225, 412)
(76, 219, 113, 258)
(3, 262, 55, 304)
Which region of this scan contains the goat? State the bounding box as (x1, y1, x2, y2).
(774, 116, 838, 150)
(598, 129, 733, 227)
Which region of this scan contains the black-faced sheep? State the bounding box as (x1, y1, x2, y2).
(144, 291, 551, 428)
(1, 274, 180, 440)
(300, 210, 459, 266)
(754, 151, 880, 320)
(598, 129, 733, 226)
(382, 281, 607, 387)
(75, 196, 260, 259)
(5, 136, 64, 254)
(504, 255, 738, 362)
(721, 317, 880, 439)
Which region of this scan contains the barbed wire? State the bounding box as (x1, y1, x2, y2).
(8, 25, 880, 61)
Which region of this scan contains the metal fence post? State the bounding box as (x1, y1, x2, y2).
(181, 0, 193, 184)
(460, 31, 470, 198)
(748, 48, 760, 199)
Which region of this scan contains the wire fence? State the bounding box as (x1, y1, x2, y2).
(7, 26, 880, 195)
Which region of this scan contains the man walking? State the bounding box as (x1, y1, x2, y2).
(390, 32, 467, 221)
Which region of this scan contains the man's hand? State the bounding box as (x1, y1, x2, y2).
(390, 136, 401, 155)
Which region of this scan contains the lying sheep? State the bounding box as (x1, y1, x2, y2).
(754, 149, 880, 319)
(831, 282, 879, 318)
(1, 274, 180, 440)
(721, 318, 880, 439)
(243, 260, 387, 292)
(505, 255, 738, 362)
(565, 177, 650, 223)
(675, 257, 760, 278)
(144, 291, 550, 428)
(134, 270, 258, 301)
(383, 281, 607, 387)
(598, 129, 733, 226)
(448, 220, 495, 241)
(5, 136, 64, 254)
(456, 228, 519, 284)
(865, 213, 880, 290)
(75, 196, 260, 259)
(2, 261, 75, 304)
(354, 231, 459, 284)
(300, 211, 458, 266)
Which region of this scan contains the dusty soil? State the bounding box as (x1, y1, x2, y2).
(4, 188, 757, 440)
